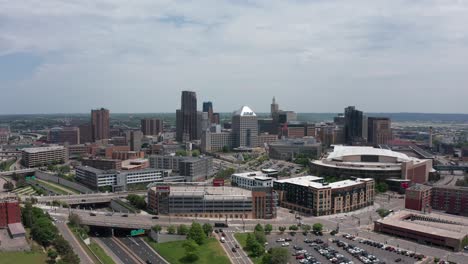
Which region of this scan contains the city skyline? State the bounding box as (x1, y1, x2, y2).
(1, 1, 468, 114)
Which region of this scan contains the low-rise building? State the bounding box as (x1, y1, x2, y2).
(405, 184, 432, 212)
(231, 171, 274, 190)
(75, 166, 169, 191)
(274, 176, 374, 216)
(431, 185, 468, 216)
(374, 210, 468, 251)
(22, 146, 68, 167)
(82, 158, 122, 170)
(0, 195, 21, 228)
(268, 137, 322, 160)
(201, 131, 234, 152)
(48, 127, 80, 145)
(147, 185, 277, 219)
(149, 155, 213, 181)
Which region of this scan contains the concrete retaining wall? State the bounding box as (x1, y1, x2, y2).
(149, 230, 186, 243)
(35, 171, 93, 193)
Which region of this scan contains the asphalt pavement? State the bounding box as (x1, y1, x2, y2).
(118, 236, 167, 264)
(55, 221, 94, 264)
(99, 236, 139, 264)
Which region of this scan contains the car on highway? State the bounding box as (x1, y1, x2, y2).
(89, 212, 96, 216)
(235, 244, 240, 248)
(220, 237, 226, 243)
(395, 258, 402, 262)
(152, 216, 159, 219)
(232, 247, 237, 252)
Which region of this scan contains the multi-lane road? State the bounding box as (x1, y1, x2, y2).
(217, 230, 252, 264)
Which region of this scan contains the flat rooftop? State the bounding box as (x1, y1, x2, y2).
(376, 210, 468, 240)
(326, 145, 415, 162)
(275, 176, 372, 189)
(22, 146, 65, 153)
(152, 185, 252, 198)
(232, 171, 270, 178)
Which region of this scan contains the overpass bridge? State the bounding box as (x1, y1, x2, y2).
(34, 191, 147, 205)
(409, 145, 434, 159)
(433, 165, 468, 172)
(0, 168, 36, 177)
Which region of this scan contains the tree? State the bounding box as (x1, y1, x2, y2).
(22, 201, 33, 228)
(192, 149, 200, 157)
(176, 150, 188, 156)
(288, 225, 298, 231)
(250, 241, 265, 257)
(301, 224, 311, 234)
(3, 181, 14, 190)
(182, 239, 199, 262)
(262, 247, 289, 264)
(31, 217, 57, 247)
(246, 233, 256, 250)
(177, 224, 189, 235)
(47, 249, 58, 261)
(61, 252, 80, 264)
(68, 213, 82, 227)
(254, 230, 267, 244)
(376, 208, 390, 218)
(202, 223, 213, 237)
(53, 236, 73, 256)
(126, 194, 146, 209)
(312, 223, 323, 233)
(264, 224, 273, 234)
(188, 222, 206, 245)
(278, 226, 286, 233)
(152, 225, 162, 233)
(375, 182, 388, 193)
(254, 223, 264, 232)
(167, 225, 176, 234)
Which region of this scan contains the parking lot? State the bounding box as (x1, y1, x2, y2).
(265, 232, 421, 264)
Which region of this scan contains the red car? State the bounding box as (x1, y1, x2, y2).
(296, 255, 305, 260)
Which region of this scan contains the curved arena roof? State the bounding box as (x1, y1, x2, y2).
(326, 145, 413, 162)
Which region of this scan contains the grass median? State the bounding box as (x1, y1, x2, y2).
(145, 237, 230, 264)
(234, 232, 263, 264)
(89, 241, 116, 264)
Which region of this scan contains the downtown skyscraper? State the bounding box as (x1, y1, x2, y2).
(176, 91, 198, 142)
(91, 108, 110, 142)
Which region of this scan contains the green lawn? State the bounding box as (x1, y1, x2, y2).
(146, 237, 230, 264)
(0, 251, 47, 264)
(89, 241, 116, 264)
(234, 233, 263, 264)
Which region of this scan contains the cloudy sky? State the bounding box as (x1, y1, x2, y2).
(1, 0, 468, 114)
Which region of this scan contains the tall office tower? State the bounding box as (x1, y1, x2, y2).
(197, 111, 210, 139)
(129, 130, 143, 151)
(271, 96, 279, 117)
(344, 106, 363, 144)
(232, 106, 258, 148)
(202, 101, 214, 123)
(334, 114, 345, 126)
(91, 108, 110, 142)
(176, 91, 198, 142)
(141, 118, 163, 136)
(367, 117, 392, 146)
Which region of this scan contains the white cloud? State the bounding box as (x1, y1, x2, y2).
(0, 0, 468, 113)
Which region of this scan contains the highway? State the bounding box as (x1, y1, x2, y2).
(55, 221, 94, 264)
(217, 230, 251, 264)
(99, 236, 140, 264)
(35, 191, 146, 204)
(118, 237, 167, 264)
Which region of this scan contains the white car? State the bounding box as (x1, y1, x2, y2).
(276, 238, 285, 242)
(281, 242, 290, 247)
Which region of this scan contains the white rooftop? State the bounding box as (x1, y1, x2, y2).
(327, 145, 413, 162)
(234, 106, 256, 117)
(22, 146, 65, 153)
(275, 175, 372, 189)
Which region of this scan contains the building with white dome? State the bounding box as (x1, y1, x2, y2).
(311, 145, 433, 184)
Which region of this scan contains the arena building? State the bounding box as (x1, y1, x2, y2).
(374, 210, 468, 251)
(311, 146, 433, 183)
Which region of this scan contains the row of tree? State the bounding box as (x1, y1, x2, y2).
(22, 202, 80, 264)
(126, 194, 147, 209)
